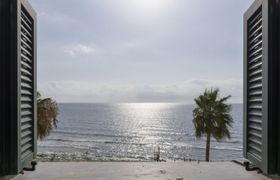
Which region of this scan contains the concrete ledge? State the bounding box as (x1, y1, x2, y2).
(0, 176, 16, 180)
(13, 162, 270, 180)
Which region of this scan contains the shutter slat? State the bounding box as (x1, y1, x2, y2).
(21, 150, 33, 161)
(248, 76, 262, 83)
(21, 11, 33, 25)
(21, 82, 32, 89)
(248, 146, 262, 157)
(21, 137, 32, 146)
(248, 10, 262, 26)
(248, 129, 262, 138)
(21, 110, 32, 116)
(21, 32, 32, 44)
(249, 118, 262, 124)
(248, 25, 262, 39)
(248, 142, 262, 153)
(249, 40, 262, 51)
(21, 47, 32, 57)
(21, 143, 32, 153)
(248, 68, 262, 77)
(21, 90, 32, 96)
(248, 137, 262, 146)
(21, 54, 32, 64)
(21, 130, 32, 138)
(21, 75, 32, 83)
(21, 123, 32, 131)
(248, 105, 262, 110)
(21, 58, 32, 70)
(248, 124, 262, 132)
(249, 47, 262, 58)
(21, 68, 32, 77)
(20, 15, 32, 31)
(21, 117, 32, 123)
(248, 61, 262, 71)
(249, 54, 262, 64)
(248, 111, 262, 117)
(249, 18, 262, 32)
(248, 96, 262, 103)
(21, 97, 32, 103)
(248, 32, 262, 45)
(248, 89, 262, 96)
(21, 25, 32, 38)
(21, 39, 32, 51)
(248, 82, 262, 90)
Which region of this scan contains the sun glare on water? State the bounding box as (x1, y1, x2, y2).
(118, 103, 173, 123)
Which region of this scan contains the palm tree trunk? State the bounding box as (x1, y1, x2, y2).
(205, 132, 211, 162)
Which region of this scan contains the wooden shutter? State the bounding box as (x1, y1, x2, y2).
(19, 4, 36, 169)
(17, 0, 37, 173)
(246, 6, 263, 164)
(0, 0, 36, 175)
(244, 0, 268, 173)
(244, 0, 280, 175)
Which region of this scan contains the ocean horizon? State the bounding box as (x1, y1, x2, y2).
(38, 103, 243, 161)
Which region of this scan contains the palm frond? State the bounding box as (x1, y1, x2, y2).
(192, 88, 233, 141)
(37, 92, 59, 140)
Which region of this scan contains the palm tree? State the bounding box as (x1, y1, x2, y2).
(37, 92, 59, 140)
(192, 88, 233, 162)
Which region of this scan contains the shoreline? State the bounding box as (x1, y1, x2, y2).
(36, 152, 244, 163)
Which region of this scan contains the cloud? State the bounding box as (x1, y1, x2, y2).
(64, 44, 96, 57)
(38, 11, 77, 25)
(38, 79, 242, 103)
(121, 41, 144, 48)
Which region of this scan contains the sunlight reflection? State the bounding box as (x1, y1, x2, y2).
(118, 103, 172, 121)
(116, 103, 176, 148)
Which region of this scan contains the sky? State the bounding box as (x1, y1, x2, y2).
(29, 0, 253, 103)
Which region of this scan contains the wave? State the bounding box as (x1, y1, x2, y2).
(53, 129, 190, 139)
(38, 144, 96, 151)
(36, 151, 242, 162)
(223, 140, 242, 144)
(52, 130, 143, 139)
(40, 138, 147, 146)
(40, 138, 242, 152)
(37, 152, 154, 162)
(103, 141, 146, 146)
(191, 146, 242, 151)
(212, 146, 242, 151)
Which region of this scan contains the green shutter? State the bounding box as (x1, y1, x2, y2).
(19, 4, 37, 171)
(0, 0, 36, 176)
(244, 0, 268, 173)
(244, 0, 280, 175)
(245, 5, 263, 165)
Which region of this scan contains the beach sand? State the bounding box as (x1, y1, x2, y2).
(13, 161, 270, 180)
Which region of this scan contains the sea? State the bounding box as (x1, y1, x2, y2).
(38, 103, 243, 161)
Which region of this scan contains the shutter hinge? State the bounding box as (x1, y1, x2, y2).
(20, 161, 37, 174)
